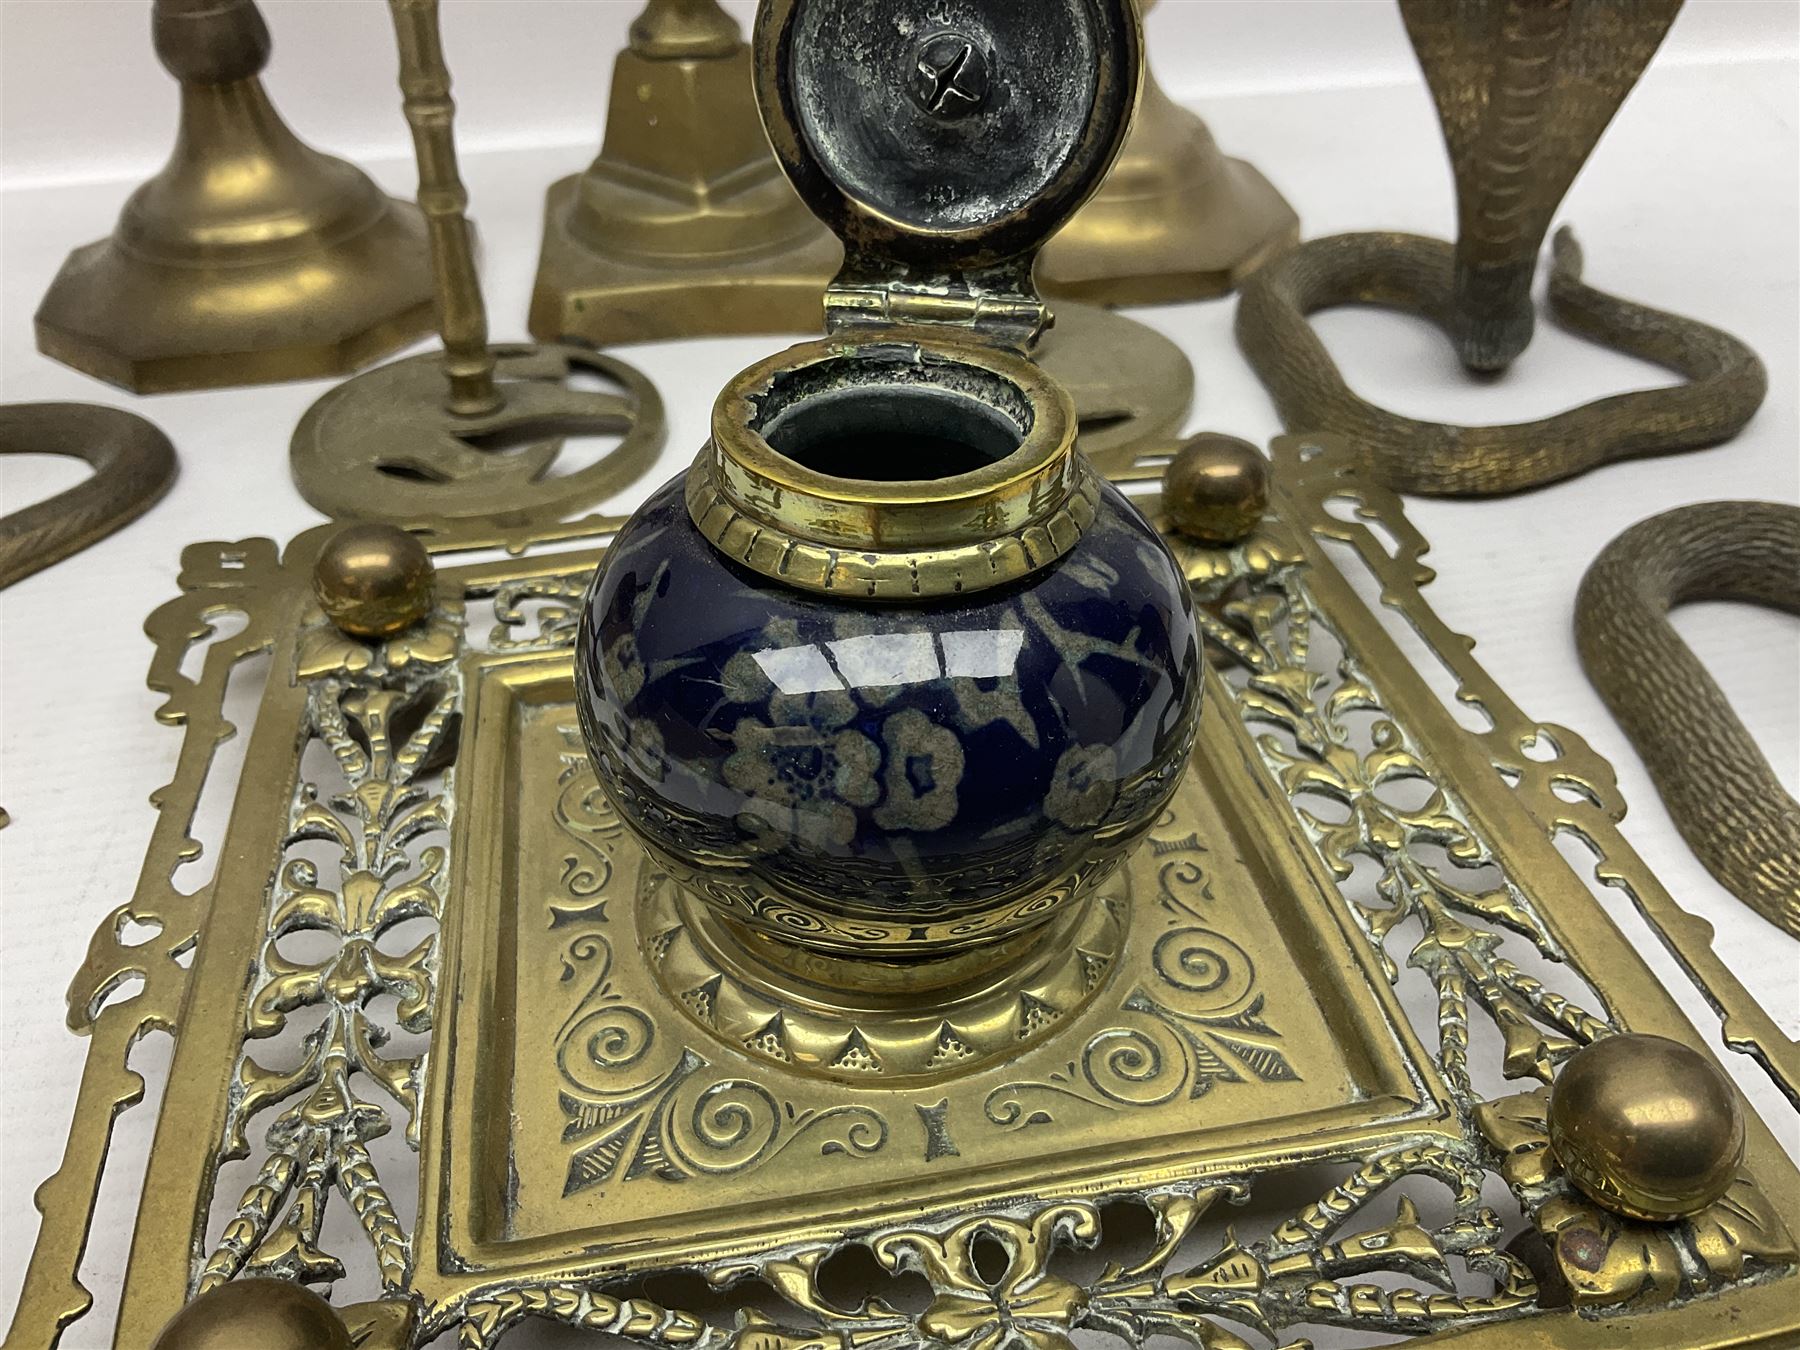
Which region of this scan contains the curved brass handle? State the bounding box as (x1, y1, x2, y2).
(0, 403, 179, 589)
(1576, 501, 1800, 937)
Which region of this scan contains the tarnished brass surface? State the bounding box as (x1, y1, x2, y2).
(529, 0, 842, 346)
(1161, 433, 1269, 545)
(1547, 1034, 1745, 1222)
(290, 344, 665, 527)
(34, 0, 435, 394)
(754, 0, 1141, 351)
(311, 523, 437, 639)
(1236, 229, 1766, 496)
(1401, 0, 1680, 371)
(1035, 301, 1194, 469)
(289, 0, 667, 528)
(0, 403, 177, 589)
(1575, 501, 1800, 937)
(693, 328, 1089, 598)
(1036, 0, 1297, 306)
(9, 437, 1800, 1350)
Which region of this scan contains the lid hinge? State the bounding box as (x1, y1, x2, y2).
(824, 273, 1049, 350)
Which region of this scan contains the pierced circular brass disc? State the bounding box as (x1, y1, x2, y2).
(1036, 302, 1193, 471)
(289, 343, 666, 528)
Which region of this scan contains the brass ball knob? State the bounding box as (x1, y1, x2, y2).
(151, 1279, 353, 1350)
(1162, 433, 1270, 545)
(312, 523, 436, 639)
(1548, 1033, 1745, 1221)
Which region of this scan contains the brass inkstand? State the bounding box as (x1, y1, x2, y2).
(35, 0, 435, 394)
(289, 0, 665, 529)
(9, 3, 1800, 1348)
(569, 0, 1203, 1065)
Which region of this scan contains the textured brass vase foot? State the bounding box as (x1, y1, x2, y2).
(1037, 0, 1297, 306)
(0, 404, 178, 589)
(1576, 501, 1800, 936)
(1400, 0, 1682, 371)
(528, 0, 842, 345)
(34, 0, 434, 395)
(1235, 229, 1766, 496)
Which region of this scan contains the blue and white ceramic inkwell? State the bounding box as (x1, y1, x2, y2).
(575, 0, 1201, 1044)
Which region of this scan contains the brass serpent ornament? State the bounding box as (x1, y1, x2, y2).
(0, 402, 178, 589)
(1234, 0, 1768, 496)
(1576, 502, 1800, 937)
(1236, 229, 1767, 496)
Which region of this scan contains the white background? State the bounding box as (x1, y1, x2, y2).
(1, 1, 1797, 1346)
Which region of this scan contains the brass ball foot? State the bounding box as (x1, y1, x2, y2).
(1548, 1033, 1745, 1221)
(313, 524, 437, 639)
(150, 1279, 353, 1350)
(1162, 434, 1270, 545)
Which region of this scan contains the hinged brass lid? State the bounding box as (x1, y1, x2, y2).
(753, 0, 1141, 348)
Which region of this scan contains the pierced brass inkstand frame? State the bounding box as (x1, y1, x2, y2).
(8, 3, 1799, 1349)
(11, 432, 1798, 1350)
(35, 0, 436, 395)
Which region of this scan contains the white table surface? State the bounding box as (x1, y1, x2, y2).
(2, 46, 1797, 1350)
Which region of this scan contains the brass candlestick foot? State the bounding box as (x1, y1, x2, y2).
(528, 0, 842, 345)
(1036, 0, 1298, 306)
(292, 0, 665, 529)
(34, 0, 435, 395)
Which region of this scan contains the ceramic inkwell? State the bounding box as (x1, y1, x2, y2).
(575, 0, 1202, 1063)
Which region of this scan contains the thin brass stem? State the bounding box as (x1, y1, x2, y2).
(386, 0, 501, 417)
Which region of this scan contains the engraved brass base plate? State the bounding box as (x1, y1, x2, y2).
(445, 654, 1445, 1275)
(8, 440, 1798, 1350)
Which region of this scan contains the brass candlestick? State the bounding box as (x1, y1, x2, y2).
(34, 0, 435, 395)
(290, 0, 665, 530)
(1036, 0, 1299, 305)
(528, 0, 842, 345)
